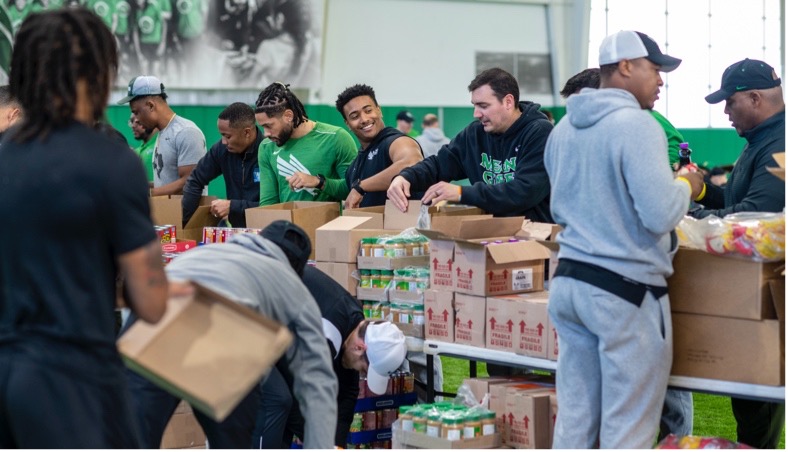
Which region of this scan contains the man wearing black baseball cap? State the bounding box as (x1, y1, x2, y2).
(683, 59, 785, 449)
(395, 110, 415, 136)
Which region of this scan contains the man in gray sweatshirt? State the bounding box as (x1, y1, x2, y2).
(125, 221, 338, 449)
(544, 31, 702, 448)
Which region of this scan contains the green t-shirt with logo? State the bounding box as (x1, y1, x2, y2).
(114, 0, 131, 35)
(174, 0, 204, 38)
(136, 0, 170, 44)
(84, 0, 115, 30)
(8, 1, 34, 33)
(258, 121, 357, 205)
(135, 134, 156, 182)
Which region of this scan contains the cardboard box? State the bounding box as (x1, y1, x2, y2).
(537, 240, 559, 291)
(315, 216, 388, 263)
(383, 200, 484, 231)
(671, 312, 784, 385)
(668, 248, 783, 320)
(424, 289, 454, 342)
(454, 239, 550, 297)
(117, 283, 294, 421)
(504, 387, 551, 449)
(462, 377, 512, 408)
(151, 195, 220, 242)
(162, 240, 198, 254)
(766, 152, 785, 180)
(314, 262, 358, 296)
(394, 428, 501, 449)
(454, 293, 486, 347)
(160, 401, 206, 449)
(547, 317, 559, 362)
(245, 201, 340, 259)
(518, 221, 561, 241)
(342, 205, 385, 225)
(485, 293, 550, 358)
(356, 286, 388, 302)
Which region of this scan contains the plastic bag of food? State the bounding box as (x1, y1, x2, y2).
(676, 212, 785, 262)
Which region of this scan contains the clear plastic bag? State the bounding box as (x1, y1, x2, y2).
(676, 212, 785, 262)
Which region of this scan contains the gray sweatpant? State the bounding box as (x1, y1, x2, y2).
(549, 277, 672, 449)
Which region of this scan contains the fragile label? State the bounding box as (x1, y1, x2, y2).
(511, 268, 534, 291)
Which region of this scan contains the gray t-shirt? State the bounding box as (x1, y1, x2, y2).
(152, 115, 206, 187)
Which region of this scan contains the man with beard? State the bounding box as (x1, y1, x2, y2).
(255, 82, 357, 205)
(129, 112, 157, 182)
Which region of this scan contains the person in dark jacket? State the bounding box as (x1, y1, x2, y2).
(181, 102, 264, 228)
(683, 58, 785, 449)
(254, 265, 406, 448)
(387, 67, 553, 222)
(685, 58, 785, 221)
(335, 84, 424, 209)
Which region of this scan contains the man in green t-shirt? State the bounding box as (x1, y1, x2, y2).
(254, 82, 357, 206)
(129, 112, 157, 182)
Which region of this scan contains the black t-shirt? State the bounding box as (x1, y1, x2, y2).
(0, 122, 155, 369)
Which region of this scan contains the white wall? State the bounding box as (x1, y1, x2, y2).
(315, 0, 552, 106)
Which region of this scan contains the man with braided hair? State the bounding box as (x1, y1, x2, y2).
(0, 7, 169, 448)
(255, 82, 357, 205)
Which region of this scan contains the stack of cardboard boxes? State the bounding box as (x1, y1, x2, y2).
(668, 248, 785, 386)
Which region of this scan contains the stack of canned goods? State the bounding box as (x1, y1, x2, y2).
(359, 235, 430, 258)
(155, 225, 177, 244)
(202, 227, 262, 244)
(357, 372, 415, 398)
(398, 403, 496, 441)
(392, 267, 429, 292)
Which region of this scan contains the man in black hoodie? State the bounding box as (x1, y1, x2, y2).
(336, 84, 424, 208)
(388, 68, 553, 222)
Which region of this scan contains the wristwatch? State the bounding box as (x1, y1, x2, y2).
(352, 179, 366, 196)
(316, 174, 326, 190)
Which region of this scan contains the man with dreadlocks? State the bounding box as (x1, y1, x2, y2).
(0, 8, 169, 448)
(255, 82, 357, 206)
(118, 74, 206, 196)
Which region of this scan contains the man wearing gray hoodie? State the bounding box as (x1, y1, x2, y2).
(544, 31, 702, 448)
(124, 221, 338, 449)
(415, 113, 450, 158)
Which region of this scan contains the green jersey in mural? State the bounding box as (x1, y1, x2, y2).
(114, 0, 131, 35)
(0, 3, 11, 79)
(83, 0, 115, 30)
(136, 0, 170, 44)
(174, 0, 204, 39)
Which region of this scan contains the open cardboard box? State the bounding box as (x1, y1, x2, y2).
(314, 216, 388, 263)
(383, 200, 484, 231)
(245, 201, 340, 259)
(151, 195, 220, 242)
(117, 283, 293, 422)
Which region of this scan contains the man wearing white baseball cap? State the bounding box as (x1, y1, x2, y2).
(544, 30, 702, 449)
(363, 321, 408, 395)
(118, 75, 206, 196)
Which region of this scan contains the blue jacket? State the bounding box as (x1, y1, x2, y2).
(182, 127, 264, 227)
(398, 101, 553, 222)
(691, 110, 785, 218)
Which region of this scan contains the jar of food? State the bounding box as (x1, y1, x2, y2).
(442, 412, 464, 441)
(389, 303, 401, 323)
(394, 269, 411, 291)
(411, 407, 427, 433)
(418, 236, 430, 255)
(399, 304, 412, 324)
(370, 269, 381, 288)
(398, 406, 414, 432)
(405, 239, 421, 256)
(403, 372, 415, 393)
(384, 238, 406, 258)
(380, 269, 394, 289)
(371, 239, 386, 258)
(360, 237, 377, 257)
(481, 411, 496, 436)
(463, 412, 481, 438)
(359, 269, 371, 288)
(369, 302, 382, 320)
(412, 304, 425, 325)
(426, 412, 441, 438)
(362, 301, 372, 319)
(414, 268, 430, 290)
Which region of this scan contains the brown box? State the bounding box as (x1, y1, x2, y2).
(342, 205, 385, 225)
(668, 248, 783, 320)
(245, 201, 340, 259)
(150, 195, 220, 242)
(314, 216, 387, 263)
(504, 387, 551, 449)
(671, 312, 784, 385)
(512, 292, 550, 359)
(484, 296, 518, 353)
(462, 377, 512, 408)
(424, 289, 454, 342)
(356, 286, 388, 303)
(453, 239, 550, 297)
(160, 401, 206, 449)
(394, 429, 501, 449)
(383, 200, 485, 231)
(117, 283, 294, 421)
(314, 262, 358, 296)
(454, 293, 486, 347)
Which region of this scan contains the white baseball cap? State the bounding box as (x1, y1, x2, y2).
(598, 30, 681, 73)
(365, 322, 406, 395)
(117, 75, 166, 104)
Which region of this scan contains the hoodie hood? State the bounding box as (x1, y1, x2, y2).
(420, 127, 447, 143)
(565, 88, 642, 129)
(501, 101, 547, 138)
(228, 233, 292, 268)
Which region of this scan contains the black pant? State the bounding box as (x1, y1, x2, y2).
(731, 397, 785, 449)
(125, 368, 262, 448)
(254, 366, 297, 448)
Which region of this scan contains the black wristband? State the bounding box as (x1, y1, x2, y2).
(352, 180, 366, 196)
(316, 174, 326, 190)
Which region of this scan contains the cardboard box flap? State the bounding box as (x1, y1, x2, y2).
(485, 240, 552, 264)
(519, 221, 561, 241)
(458, 217, 524, 239)
(767, 152, 786, 180)
(536, 239, 560, 251)
(184, 205, 221, 230)
(769, 278, 785, 322)
(150, 195, 183, 227)
(429, 215, 494, 237)
(118, 282, 294, 421)
(317, 215, 380, 231)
